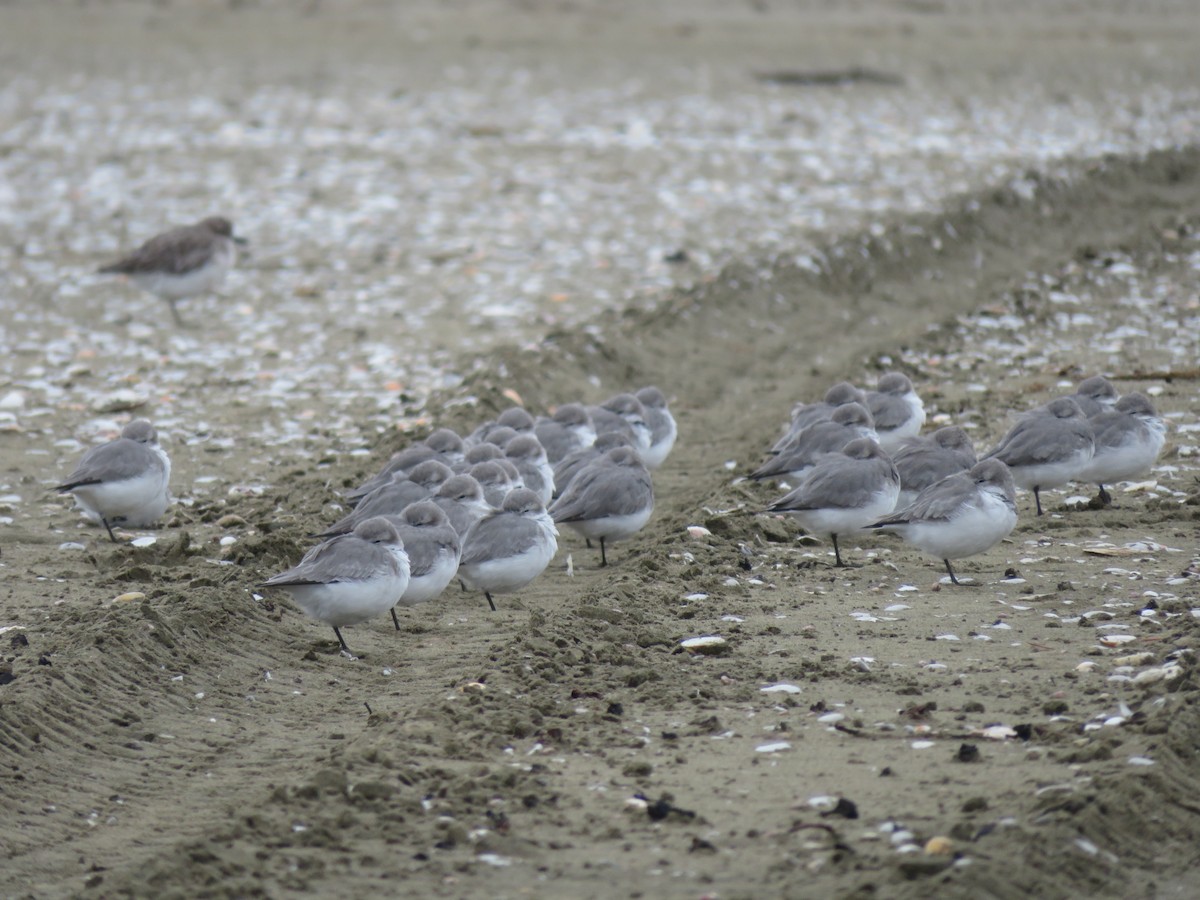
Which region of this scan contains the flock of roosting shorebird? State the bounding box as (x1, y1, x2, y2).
(749, 373, 1165, 583)
(51, 370, 1164, 656)
(53, 389, 675, 655)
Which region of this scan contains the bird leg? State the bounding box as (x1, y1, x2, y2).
(101, 517, 119, 543)
(165, 299, 186, 328)
(599, 537, 608, 567)
(390, 608, 402, 631)
(1097, 484, 1112, 506)
(832, 534, 845, 567)
(944, 559, 961, 585)
(332, 626, 354, 656)
(1033, 487, 1044, 517)
(485, 592, 497, 612)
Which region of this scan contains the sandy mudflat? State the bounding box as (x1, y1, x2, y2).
(2, 2, 1200, 898)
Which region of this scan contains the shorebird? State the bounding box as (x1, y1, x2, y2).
(380, 502, 462, 628)
(869, 459, 1017, 585)
(98, 216, 246, 326)
(534, 403, 597, 463)
(54, 419, 171, 541)
(864, 373, 926, 452)
(588, 393, 653, 455)
(892, 426, 977, 510)
(774, 381, 867, 453)
(458, 489, 558, 611)
(751, 402, 876, 482)
(765, 438, 899, 567)
(634, 386, 678, 470)
(1077, 392, 1166, 505)
(984, 397, 1094, 516)
(259, 517, 410, 656)
(550, 446, 654, 567)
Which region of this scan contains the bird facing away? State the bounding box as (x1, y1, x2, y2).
(775, 381, 867, 452)
(423, 427, 466, 467)
(870, 458, 1017, 585)
(468, 460, 515, 508)
(984, 397, 1094, 516)
(1063, 375, 1119, 419)
(550, 446, 654, 567)
(752, 402, 877, 481)
(258, 517, 411, 656)
(765, 437, 900, 567)
(54, 419, 171, 541)
(431, 474, 492, 538)
(321, 460, 454, 537)
(346, 444, 437, 505)
(553, 431, 635, 497)
(98, 216, 246, 326)
(892, 425, 978, 509)
(505, 434, 555, 505)
(1077, 392, 1166, 504)
(468, 407, 535, 448)
(458, 488, 558, 611)
(535, 403, 597, 464)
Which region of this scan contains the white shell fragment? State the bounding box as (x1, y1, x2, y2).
(680, 636, 727, 655)
(755, 741, 792, 753)
(760, 683, 803, 694)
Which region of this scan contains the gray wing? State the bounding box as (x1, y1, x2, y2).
(588, 407, 632, 438)
(753, 423, 850, 478)
(770, 458, 894, 512)
(895, 447, 970, 493)
(986, 420, 1092, 466)
(320, 481, 427, 535)
(261, 535, 393, 586)
(534, 422, 576, 462)
(56, 439, 159, 490)
(460, 514, 543, 566)
(551, 467, 651, 522)
(552, 448, 600, 492)
(100, 225, 218, 276)
(394, 525, 460, 577)
(1089, 412, 1141, 449)
(875, 472, 974, 525)
(868, 394, 911, 430)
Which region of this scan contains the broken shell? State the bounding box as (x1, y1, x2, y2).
(760, 683, 802, 694)
(1132, 666, 1183, 686)
(686, 525, 712, 538)
(1113, 652, 1155, 667)
(755, 741, 792, 753)
(680, 636, 728, 655)
(91, 389, 149, 413)
(1099, 635, 1137, 647)
(977, 725, 1018, 740)
(112, 592, 146, 604)
(925, 836, 954, 855)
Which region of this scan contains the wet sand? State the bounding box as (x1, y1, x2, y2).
(2, 3, 1200, 899)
